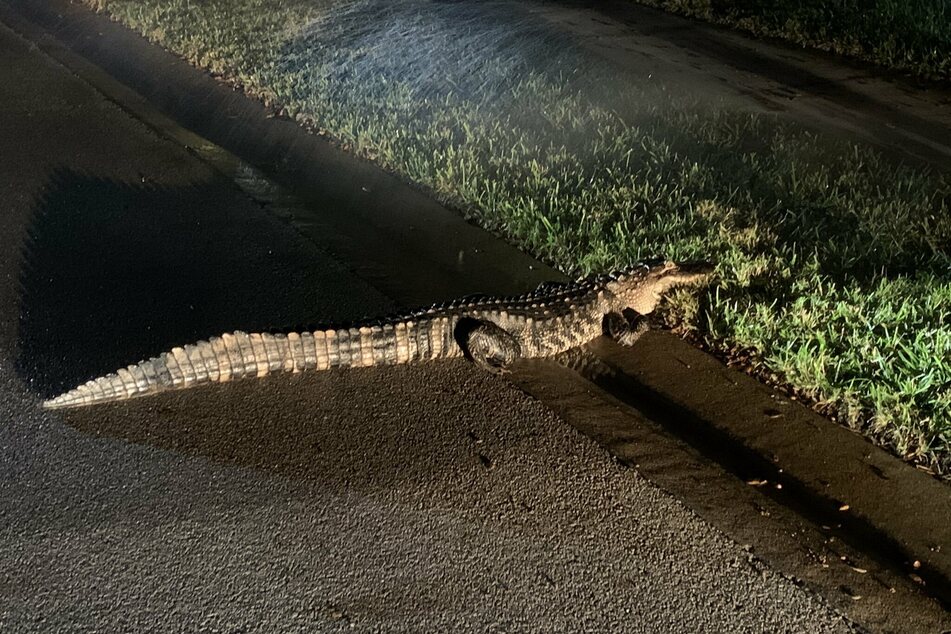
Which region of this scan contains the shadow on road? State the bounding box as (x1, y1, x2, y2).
(16, 168, 390, 399)
(14, 169, 476, 488)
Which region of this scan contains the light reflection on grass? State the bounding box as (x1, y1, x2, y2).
(85, 0, 951, 476)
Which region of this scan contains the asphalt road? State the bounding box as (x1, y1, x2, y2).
(0, 14, 858, 632)
(533, 0, 951, 171)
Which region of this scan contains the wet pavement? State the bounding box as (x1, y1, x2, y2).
(0, 10, 865, 633)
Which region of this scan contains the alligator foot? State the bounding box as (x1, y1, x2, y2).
(459, 320, 522, 374)
(603, 309, 650, 347)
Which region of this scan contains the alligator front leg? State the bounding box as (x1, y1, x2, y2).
(603, 309, 650, 347)
(458, 320, 522, 374)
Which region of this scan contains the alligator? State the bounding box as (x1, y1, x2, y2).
(42, 259, 712, 409)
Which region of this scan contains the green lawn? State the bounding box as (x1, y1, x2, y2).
(82, 0, 951, 477)
(635, 0, 951, 81)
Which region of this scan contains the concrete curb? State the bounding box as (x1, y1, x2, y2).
(591, 334, 951, 605)
(4, 0, 949, 620)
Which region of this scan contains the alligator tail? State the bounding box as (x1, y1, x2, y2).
(43, 318, 458, 409)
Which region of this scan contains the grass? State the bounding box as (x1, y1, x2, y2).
(75, 0, 951, 476)
(635, 0, 951, 81)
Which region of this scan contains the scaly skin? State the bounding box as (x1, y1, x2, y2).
(42, 260, 712, 409)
